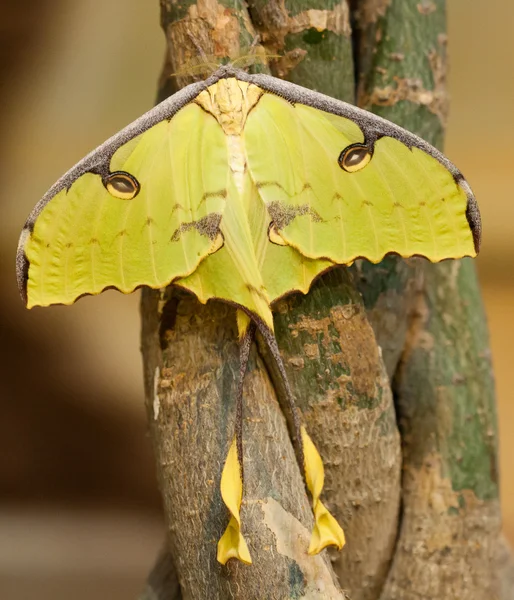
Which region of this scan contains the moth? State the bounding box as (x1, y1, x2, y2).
(17, 66, 481, 565)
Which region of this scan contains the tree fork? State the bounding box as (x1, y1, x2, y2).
(139, 0, 513, 598)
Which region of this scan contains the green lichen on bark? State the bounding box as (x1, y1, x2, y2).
(355, 0, 447, 145)
(248, 0, 354, 100)
(396, 259, 498, 501)
(272, 270, 371, 406)
(382, 260, 503, 599)
(352, 1, 509, 598)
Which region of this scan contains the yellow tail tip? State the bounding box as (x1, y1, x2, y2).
(218, 437, 252, 565)
(301, 426, 346, 555)
(308, 500, 346, 555)
(217, 516, 252, 565)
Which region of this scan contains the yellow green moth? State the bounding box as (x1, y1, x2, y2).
(16, 66, 481, 565)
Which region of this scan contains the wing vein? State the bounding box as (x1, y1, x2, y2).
(381, 144, 437, 258)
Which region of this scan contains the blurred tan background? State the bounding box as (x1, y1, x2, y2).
(1, 1, 512, 598)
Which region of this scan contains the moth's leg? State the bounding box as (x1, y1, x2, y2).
(256, 321, 346, 555)
(217, 317, 255, 565)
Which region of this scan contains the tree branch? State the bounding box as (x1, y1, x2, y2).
(139, 0, 512, 598)
(141, 1, 366, 597)
(353, 1, 513, 598)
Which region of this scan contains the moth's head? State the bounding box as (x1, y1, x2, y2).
(169, 55, 224, 81)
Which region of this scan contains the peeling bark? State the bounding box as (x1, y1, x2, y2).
(248, 0, 355, 99)
(358, 32, 448, 125)
(158, 0, 263, 97)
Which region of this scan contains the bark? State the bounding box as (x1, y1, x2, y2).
(354, 1, 513, 598)
(382, 260, 502, 599)
(139, 546, 181, 600)
(157, 0, 262, 97)
(247, 0, 354, 100)
(262, 271, 402, 600)
(139, 0, 512, 598)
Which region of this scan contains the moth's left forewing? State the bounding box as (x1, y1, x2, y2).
(244, 73, 481, 266)
(17, 78, 231, 308)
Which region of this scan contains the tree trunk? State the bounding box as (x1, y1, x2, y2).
(139, 0, 513, 598)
